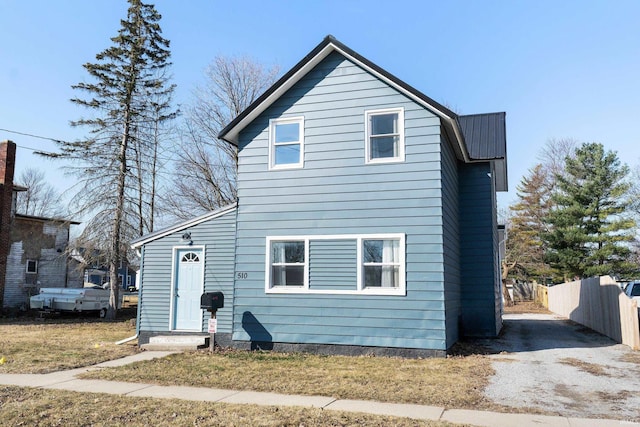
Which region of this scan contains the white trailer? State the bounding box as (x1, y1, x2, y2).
(30, 286, 119, 317)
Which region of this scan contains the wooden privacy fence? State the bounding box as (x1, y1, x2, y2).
(547, 276, 640, 350)
(534, 283, 548, 307)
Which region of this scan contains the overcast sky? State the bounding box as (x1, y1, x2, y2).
(1, 0, 639, 217)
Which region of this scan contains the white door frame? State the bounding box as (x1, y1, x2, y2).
(169, 245, 205, 331)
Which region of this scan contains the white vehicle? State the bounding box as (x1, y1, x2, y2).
(30, 286, 118, 317)
(625, 281, 640, 301)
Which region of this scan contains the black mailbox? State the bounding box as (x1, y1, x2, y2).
(201, 291, 224, 310)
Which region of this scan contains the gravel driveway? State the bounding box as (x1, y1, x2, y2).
(480, 313, 640, 421)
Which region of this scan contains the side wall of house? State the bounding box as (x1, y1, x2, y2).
(491, 163, 503, 334)
(459, 162, 501, 336)
(138, 208, 236, 337)
(440, 133, 461, 348)
(66, 260, 84, 289)
(234, 51, 448, 352)
(4, 219, 71, 308)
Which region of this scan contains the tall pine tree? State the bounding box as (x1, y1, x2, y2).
(506, 164, 554, 282)
(544, 143, 636, 279)
(54, 0, 176, 319)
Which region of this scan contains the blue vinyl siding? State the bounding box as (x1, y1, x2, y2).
(459, 163, 500, 336)
(138, 208, 236, 334)
(441, 135, 461, 348)
(309, 239, 357, 291)
(234, 51, 448, 350)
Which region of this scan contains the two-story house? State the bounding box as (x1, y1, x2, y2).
(132, 36, 507, 356)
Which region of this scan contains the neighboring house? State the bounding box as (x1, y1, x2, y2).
(132, 36, 508, 356)
(0, 140, 81, 310)
(70, 248, 137, 290)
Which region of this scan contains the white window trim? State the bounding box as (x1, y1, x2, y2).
(26, 259, 38, 274)
(168, 245, 206, 332)
(364, 107, 405, 164)
(359, 237, 404, 293)
(268, 116, 305, 170)
(265, 234, 406, 296)
(265, 237, 309, 292)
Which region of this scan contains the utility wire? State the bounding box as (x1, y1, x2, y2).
(0, 128, 68, 144)
(0, 127, 66, 156)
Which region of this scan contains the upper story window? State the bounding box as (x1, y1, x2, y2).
(26, 259, 38, 274)
(365, 108, 405, 163)
(269, 116, 304, 170)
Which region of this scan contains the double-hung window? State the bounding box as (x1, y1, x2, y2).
(265, 234, 405, 295)
(269, 116, 304, 169)
(362, 238, 401, 289)
(268, 239, 307, 289)
(365, 108, 404, 163)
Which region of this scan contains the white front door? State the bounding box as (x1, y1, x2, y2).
(173, 248, 203, 330)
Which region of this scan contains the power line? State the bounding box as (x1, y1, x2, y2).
(0, 128, 68, 157)
(0, 128, 68, 144)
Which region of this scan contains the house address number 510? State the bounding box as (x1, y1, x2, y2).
(236, 272, 248, 279)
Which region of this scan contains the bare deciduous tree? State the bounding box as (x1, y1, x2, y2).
(629, 164, 640, 219)
(15, 168, 64, 218)
(167, 56, 279, 219)
(537, 137, 578, 185)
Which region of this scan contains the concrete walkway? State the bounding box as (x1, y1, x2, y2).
(0, 351, 637, 427)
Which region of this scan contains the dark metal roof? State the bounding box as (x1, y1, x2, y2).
(458, 113, 506, 160)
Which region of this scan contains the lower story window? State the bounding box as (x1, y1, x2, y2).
(362, 239, 400, 288)
(265, 234, 405, 295)
(270, 240, 306, 287)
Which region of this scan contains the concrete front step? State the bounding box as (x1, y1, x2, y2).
(141, 335, 207, 351)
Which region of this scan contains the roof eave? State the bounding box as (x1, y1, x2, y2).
(218, 37, 339, 145)
(131, 203, 237, 249)
(218, 35, 471, 162)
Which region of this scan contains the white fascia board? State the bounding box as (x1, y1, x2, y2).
(131, 203, 237, 249)
(223, 42, 470, 163)
(329, 45, 471, 163)
(222, 45, 336, 145)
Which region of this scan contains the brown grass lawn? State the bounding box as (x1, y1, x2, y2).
(503, 301, 550, 314)
(81, 349, 499, 410)
(0, 306, 559, 417)
(0, 386, 462, 427)
(0, 315, 138, 374)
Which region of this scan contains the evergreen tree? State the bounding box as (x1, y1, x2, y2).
(544, 143, 636, 279)
(506, 164, 554, 282)
(52, 0, 176, 319)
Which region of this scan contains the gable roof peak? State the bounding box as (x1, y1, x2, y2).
(217, 36, 508, 191)
(218, 36, 465, 154)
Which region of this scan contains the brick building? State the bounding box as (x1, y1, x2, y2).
(0, 140, 80, 310)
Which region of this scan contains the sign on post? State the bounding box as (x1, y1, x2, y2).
(208, 318, 217, 333)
